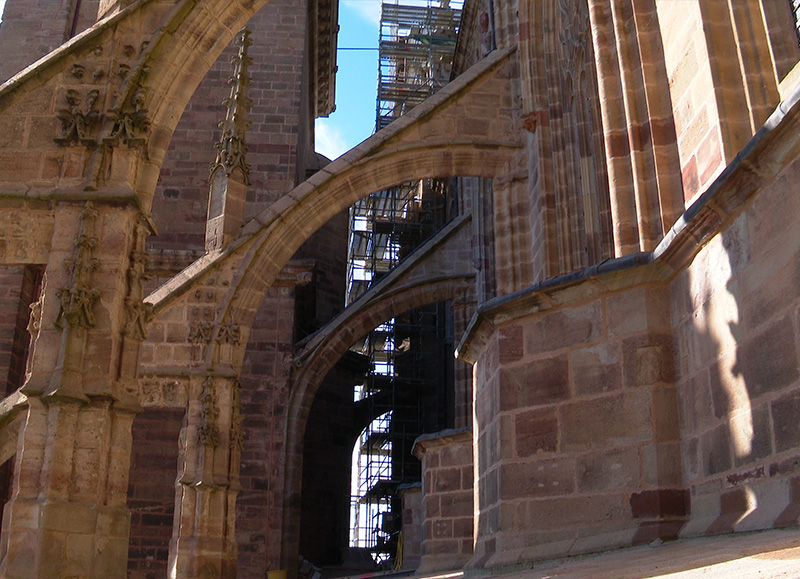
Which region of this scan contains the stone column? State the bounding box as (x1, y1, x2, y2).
(169, 373, 242, 579)
(0, 202, 145, 579)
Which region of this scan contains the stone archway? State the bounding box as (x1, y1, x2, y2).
(283, 216, 476, 571)
(146, 45, 520, 370)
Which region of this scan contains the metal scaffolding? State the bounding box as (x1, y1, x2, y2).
(348, 2, 463, 565)
(347, 180, 455, 563)
(376, 0, 463, 129)
(794, 0, 800, 46)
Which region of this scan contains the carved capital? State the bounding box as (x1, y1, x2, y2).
(54, 89, 101, 148)
(55, 285, 101, 329)
(215, 322, 240, 345)
(104, 88, 150, 149)
(188, 320, 214, 344)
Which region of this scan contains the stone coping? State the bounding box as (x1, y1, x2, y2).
(398, 482, 422, 493)
(412, 426, 473, 459)
(455, 69, 800, 365)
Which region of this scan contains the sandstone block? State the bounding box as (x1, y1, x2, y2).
(629, 488, 690, 519)
(732, 403, 773, 467)
(440, 492, 472, 518)
(607, 288, 669, 337)
(572, 343, 622, 397)
(499, 353, 569, 410)
(736, 315, 799, 399)
(642, 442, 683, 487)
(514, 407, 558, 457)
(560, 390, 652, 451)
(500, 457, 575, 500)
(652, 386, 680, 441)
(577, 447, 639, 492)
(40, 501, 97, 534)
(701, 423, 732, 476)
(772, 389, 800, 453)
(519, 494, 627, 531)
(498, 324, 523, 364)
(433, 467, 462, 493)
(65, 533, 93, 577)
(432, 519, 453, 539)
(523, 301, 602, 354)
(623, 333, 676, 387)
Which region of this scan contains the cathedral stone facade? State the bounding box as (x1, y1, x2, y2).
(0, 0, 798, 577)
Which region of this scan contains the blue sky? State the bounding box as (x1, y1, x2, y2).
(315, 0, 381, 159)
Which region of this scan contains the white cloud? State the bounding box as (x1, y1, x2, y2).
(315, 119, 349, 160)
(343, 0, 381, 25)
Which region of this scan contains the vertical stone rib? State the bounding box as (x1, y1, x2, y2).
(697, 0, 756, 161)
(587, 0, 640, 256)
(609, 0, 663, 250)
(630, 0, 684, 233)
(726, 0, 780, 132)
(588, 0, 684, 253)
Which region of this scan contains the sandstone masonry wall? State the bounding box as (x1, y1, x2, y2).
(673, 145, 800, 538)
(413, 428, 474, 572)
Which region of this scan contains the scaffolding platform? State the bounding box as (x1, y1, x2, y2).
(348, 0, 463, 565)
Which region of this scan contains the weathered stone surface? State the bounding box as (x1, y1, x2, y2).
(735, 316, 799, 399)
(772, 390, 800, 454)
(701, 423, 732, 476)
(500, 457, 576, 500)
(622, 333, 677, 388)
(560, 390, 653, 451)
(577, 447, 639, 493)
(499, 354, 569, 410)
(524, 301, 603, 354)
(572, 343, 622, 397)
(514, 407, 558, 457)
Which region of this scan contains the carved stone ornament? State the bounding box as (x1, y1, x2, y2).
(209, 28, 253, 184)
(211, 128, 251, 182)
(27, 299, 42, 336)
(54, 89, 101, 147)
(123, 215, 154, 341)
(199, 376, 220, 447)
(55, 285, 101, 329)
(215, 322, 240, 345)
(558, 0, 589, 111)
(188, 320, 214, 344)
(138, 375, 187, 407)
(230, 380, 244, 450)
(104, 88, 150, 149)
(124, 297, 152, 341)
(55, 202, 102, 330)
(70, 64, 87, 79)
